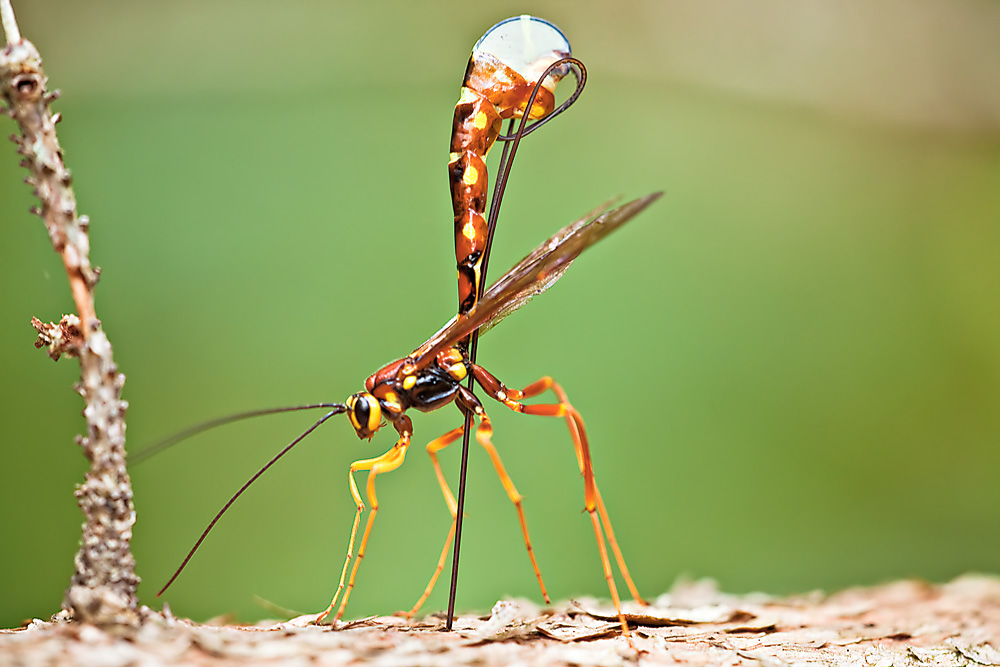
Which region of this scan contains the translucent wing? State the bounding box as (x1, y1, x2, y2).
(412, 192, 662, 368)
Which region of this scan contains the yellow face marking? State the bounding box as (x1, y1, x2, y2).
(402, 375, 417, 391)
(364, 396, 381, 432)
(346, 395, 361, 431)
(473, 110, 489, 130)
(463, 163, 479, 187)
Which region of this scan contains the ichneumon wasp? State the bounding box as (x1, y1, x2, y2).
(139, 15, 660, 645)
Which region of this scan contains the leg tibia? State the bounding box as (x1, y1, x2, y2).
(471, 366, 648, 628)
(426, 425, 465, 516)
(318, 434, 410, 625)
(404, 425, 466, 618)
(474, 414, 549, 603)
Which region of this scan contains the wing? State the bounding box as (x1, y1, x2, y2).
(411, 192, 663, 369)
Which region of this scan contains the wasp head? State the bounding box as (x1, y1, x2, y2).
(346, 392, 382, 440)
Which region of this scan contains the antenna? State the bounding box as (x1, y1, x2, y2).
(156, 405, 347, 596)
(131, 403, 347, 464)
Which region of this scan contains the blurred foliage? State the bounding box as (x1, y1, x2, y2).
(1, 1, 998, 629)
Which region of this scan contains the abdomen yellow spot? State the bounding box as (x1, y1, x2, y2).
(463, 218, 477, 240)
(463, 164, 480, 186)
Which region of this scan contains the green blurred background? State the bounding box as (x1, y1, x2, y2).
(2, 0, 998, 628)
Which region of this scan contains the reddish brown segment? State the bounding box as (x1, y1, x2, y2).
(449, 52, 560, 325)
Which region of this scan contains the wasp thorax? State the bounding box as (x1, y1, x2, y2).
(346, 392, 381, 440)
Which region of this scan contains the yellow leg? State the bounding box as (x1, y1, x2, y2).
(316, 420, 412, 625)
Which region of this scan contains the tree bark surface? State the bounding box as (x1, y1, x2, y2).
(1, 576, 997, 666)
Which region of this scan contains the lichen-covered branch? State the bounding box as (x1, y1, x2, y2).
(1, 2, 139, 625)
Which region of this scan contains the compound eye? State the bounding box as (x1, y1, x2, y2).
(347, 393, 381, 438)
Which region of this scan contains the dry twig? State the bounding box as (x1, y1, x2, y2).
(1, 0, 139, 625)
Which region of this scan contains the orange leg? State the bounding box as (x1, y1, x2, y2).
(549, 382, 646, 606)
(472, 367, 645, 644)
(427, 426, 464, 518)
(403, 516, 456, 619)
(405, 410, 551, 618)
(401, 426, 463, 619)
(316, 418, 412, 625)
(473, 412, 550, 604)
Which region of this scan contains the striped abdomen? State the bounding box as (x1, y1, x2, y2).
(449, 49, 563, 321)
